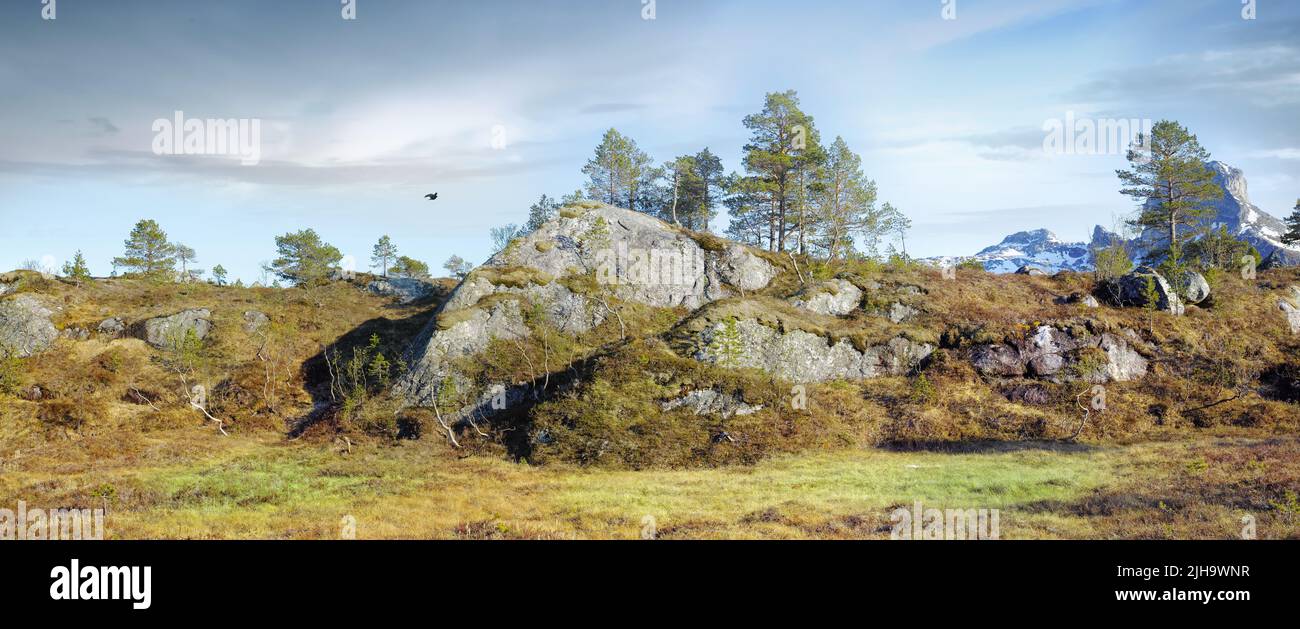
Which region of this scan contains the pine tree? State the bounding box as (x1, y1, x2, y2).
(815, 136, 878, 261)
(112, 219, 176, 279)
(270, 229, 343, 286)
(174, 244, 199, 282)
(583, 129, 640, 206)
(707, 317, 745, 368)
(1117, 120, 1221, 264)
(61, 251, 92, 285)
(692, 148, 725, 232)
(1284, 199, 1300, 245)
(211, 264, 228, 286)
(741, 90, 820, 252)
(663, 154, 698, 226)
(525, 194, 559, 233)
(392, 256, 430, 278)
(371, 235, 398, 277)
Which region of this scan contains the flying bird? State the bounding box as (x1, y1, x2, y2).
(424, 193, 438, 201)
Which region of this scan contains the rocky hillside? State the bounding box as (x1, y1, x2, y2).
(3, 201, 1299, 470)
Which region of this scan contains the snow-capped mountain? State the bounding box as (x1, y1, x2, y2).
(1130, 161, 1300, 267)
(925, 229, 1094, 274)
(927, 161, 1299, 274)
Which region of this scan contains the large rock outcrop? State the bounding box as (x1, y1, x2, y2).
(971, 324, 1148, 382)
(396, 203, 779, 406)
(138, 309, 213, 348)
(0, 294, 58, 357)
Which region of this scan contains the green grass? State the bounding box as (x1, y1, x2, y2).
(6, 427, 1291, 539)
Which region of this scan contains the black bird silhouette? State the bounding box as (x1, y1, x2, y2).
(424, 193, 438, 201)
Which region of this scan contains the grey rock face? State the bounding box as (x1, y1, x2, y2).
(1105, 266, 1184, 315)
(61, 327, 89, 341)
(693, 318, 932, 383)
(789, 279, 862, 316)
(242, 310, 269, 333)
(661, 389, 763, 418)
(97, 317, 126, 337)
(367, 277, 436, 304)
(140, 309, 212, 348)
(971, 325, 1147, 383)
(397, 298, 528, 407)
(0, 295, 58, 357)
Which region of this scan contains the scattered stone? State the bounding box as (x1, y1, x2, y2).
(1003, 384, 1052, 405)
(661, 389, 763, 418)
(789, 279, 862, 316)
(1015, 266, 1047, 276)
(1174, 270, 1211, 305)
(97, 317, 126, 337)
(242, 310, 269, 333)
(1105, 266, 1184, 315)
(139, 309, 213, 348)
(367, 277, 436, 304)
(0, 294, 58, 357)
(61, 326, 89, 341)
(887, 302, 918, 323)
(1054, 293, 1100, 308)
(1280, 287, 1300, 335)
(971, 324, 1147, 382)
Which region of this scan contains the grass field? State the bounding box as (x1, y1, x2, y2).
(3, 427, 1295, 539)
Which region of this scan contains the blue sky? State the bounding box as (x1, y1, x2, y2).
(1, 0, 1297, 282)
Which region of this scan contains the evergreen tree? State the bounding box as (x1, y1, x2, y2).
(814, 136, 878, 261)
(692, 148, 725, 232)
(61, 251, 92, 285)
(174, 244, 199, 281)
(1117, 120, 1221, 264)
(371, 235, 398, 277)
(211, 264, 228, 286)
(741, 90, 819, 252)
(579, 128, 650, 209)
(663, 154, 698, 226)
(525, 194, 559, 233)
(269, 229, 343, 286)
(112, 219, 176, 279)
(1284, 199, 1300, 245)
(392, 256, 430, 278)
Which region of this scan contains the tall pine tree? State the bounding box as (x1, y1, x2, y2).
(1116, 120, 1221, 264)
